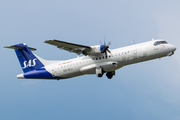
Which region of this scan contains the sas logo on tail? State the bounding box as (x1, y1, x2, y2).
(22, 59, 37, 69)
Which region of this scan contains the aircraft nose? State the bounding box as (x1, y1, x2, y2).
(167, 44, 176, 56)
(171, 45, 177, 52)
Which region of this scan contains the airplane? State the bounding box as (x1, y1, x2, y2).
(4, 38, 176, 80)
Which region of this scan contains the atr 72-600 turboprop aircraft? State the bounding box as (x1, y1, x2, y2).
(4, 39, 176, 80)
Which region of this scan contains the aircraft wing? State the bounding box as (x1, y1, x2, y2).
(44, 39, 91, 55)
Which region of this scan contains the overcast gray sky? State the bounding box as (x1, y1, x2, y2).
(1, 0, 180, 120)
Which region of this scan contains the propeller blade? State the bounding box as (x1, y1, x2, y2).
(107, 49, 111, 53)
(102, 45, 109, 53)
(107, 49, 112, 56)
(104, 36, 106, 45)
(107, 41, 111, 46)
(99, 40, 103, 45)
(105, 51, 107, 59)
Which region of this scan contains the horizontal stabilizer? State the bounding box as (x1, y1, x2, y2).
(4, 45, 37, 51)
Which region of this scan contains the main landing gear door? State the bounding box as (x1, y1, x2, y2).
(96, 67, 103, 77)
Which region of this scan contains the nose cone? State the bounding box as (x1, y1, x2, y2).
(171, 45, 177, 52)
(166, 44, 176, 56)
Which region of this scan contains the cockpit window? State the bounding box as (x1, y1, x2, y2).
(154, 41, 168, 46)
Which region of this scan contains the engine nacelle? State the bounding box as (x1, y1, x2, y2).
(83, 45, 105, 56)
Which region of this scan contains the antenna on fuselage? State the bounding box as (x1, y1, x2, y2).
(152, 38, 155, 41)
(133, 38, 136, 44)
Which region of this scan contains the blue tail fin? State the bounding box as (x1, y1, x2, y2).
(5, 43, 44, 73)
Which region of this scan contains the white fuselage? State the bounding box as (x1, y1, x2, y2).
(43, 40, 176, 79)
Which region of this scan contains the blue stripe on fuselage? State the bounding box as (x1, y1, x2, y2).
(23, 68, 66, 79)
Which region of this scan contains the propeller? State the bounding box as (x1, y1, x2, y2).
(100, 41, 112, 59)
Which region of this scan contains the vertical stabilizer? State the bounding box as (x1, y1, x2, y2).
(4, 43, 44, 73)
